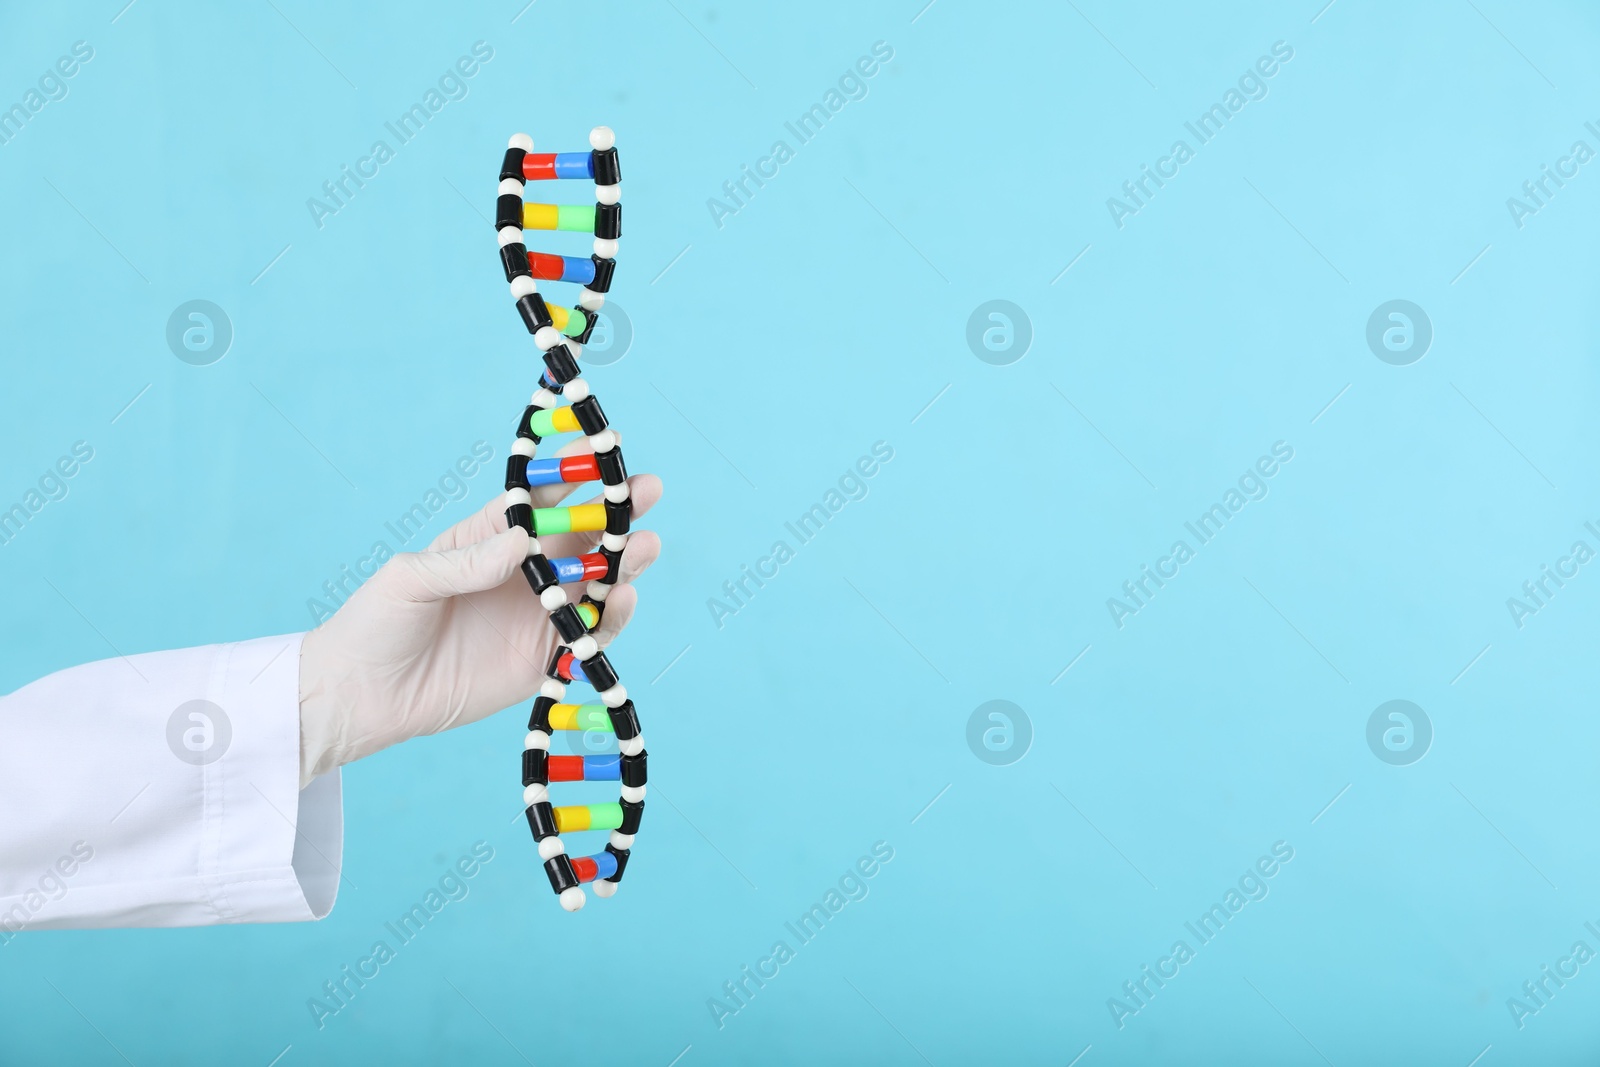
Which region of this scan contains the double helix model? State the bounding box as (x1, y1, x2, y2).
(494, 126, 643, 912)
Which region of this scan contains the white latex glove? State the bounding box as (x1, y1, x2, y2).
(297, 442, 662, 787)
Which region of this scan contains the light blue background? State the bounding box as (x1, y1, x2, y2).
(2, 1, 1599, 1063)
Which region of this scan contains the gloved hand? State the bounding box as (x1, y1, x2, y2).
(297, 439, 662, 787)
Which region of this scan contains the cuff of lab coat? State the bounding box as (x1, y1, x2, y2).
(207, 633, 342, 923)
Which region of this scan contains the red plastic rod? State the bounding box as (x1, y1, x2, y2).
(527, 251, 566, 280)
(559, 455, 600, 483)
(548, 756, 584, 782)
(521, 153, 559, 181)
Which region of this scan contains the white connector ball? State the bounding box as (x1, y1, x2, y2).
(592, 879, 618, 898)
(589, 126, 615, 151)
(537, 836, 565, 860)
(559, 887, 586, 912)
(509, 133, 534, 152)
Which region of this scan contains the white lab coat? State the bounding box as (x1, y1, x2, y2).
(0, 633, 341, 934)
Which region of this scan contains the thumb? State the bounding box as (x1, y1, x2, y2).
(387, 527, 529, 603)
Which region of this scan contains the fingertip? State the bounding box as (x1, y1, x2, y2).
(473, 525, 532, 590)
(626, 474, 664, 517)
(501, 524, 530, 555)
(631, 528, 661, 557)
(619, 530, 661, 581)
(594, 584, 636, 646)
(427, 492, 512, 551)
(485, 493, 511, 533)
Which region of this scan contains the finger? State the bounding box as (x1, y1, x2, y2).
(612, 529, 660, 585)
(388, 527, 529, 603)
(618, 473, 663, 523)
(428, 493, 509, 552)
(536, 473, 663, 560)
(590, 583, 636, 649)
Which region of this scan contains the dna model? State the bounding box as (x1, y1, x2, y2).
(494, 127, 643, 912)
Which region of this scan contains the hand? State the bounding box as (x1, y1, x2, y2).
(296, 442, 662, 786)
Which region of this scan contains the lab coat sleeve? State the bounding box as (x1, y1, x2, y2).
(0, 632, 342, 932)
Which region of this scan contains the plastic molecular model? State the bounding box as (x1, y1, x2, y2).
(494, 126, 643, 912)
